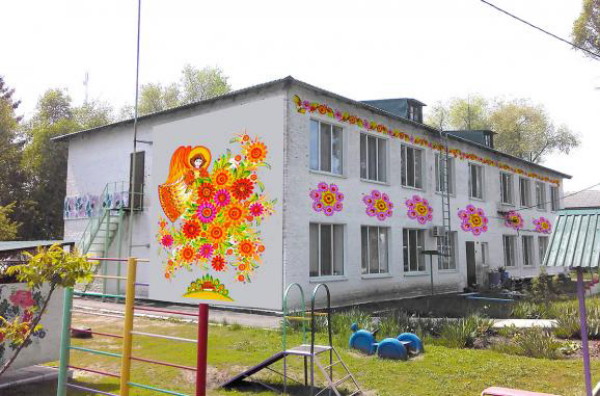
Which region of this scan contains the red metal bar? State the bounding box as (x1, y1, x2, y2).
(130, 355, 197, 371)
(196, 303, 209, 396)
(68, 365, 120, 378)
(69, 327, 123, 339)
(134, 306, 198, 317)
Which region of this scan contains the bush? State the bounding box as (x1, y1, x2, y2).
(552, 297, 600, 339)
(511, 301, 549, 319)
(437, 315, 493, 348)
(512, 327, 562, 359)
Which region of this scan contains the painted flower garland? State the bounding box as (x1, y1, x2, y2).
(310, 183, 344, 216)
(534, 217, 552, 234)
(505, 210, 524, 231)
(458, 205, 488, 236)
(405, 195, 433, 224)
(363, 190, 393, 221)
(293, 94, 560, 186)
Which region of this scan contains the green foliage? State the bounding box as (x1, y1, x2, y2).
(511, 301, 550, 319)
(330, 308, 371, 336)
(0, 203, 20, 240)
(5, 244, 93, 289)
(512, 327, 562, 359)
(572, 0, 600, 58)
(437, 315, 494, 348)
(552, 297, 600, 339)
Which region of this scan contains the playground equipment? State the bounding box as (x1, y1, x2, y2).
(222, 283, 362, 395)
(56, 257, 208, 396)
(349, 323, 423, 361)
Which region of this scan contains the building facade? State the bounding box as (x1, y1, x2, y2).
(56, 77, 569, 310)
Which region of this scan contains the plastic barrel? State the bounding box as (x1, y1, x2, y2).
(397, 332, 424, 354)
(349, 329, 376, 355)
(376, 338, 408, 360)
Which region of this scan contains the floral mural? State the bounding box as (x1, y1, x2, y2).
(405, 195, 433, 224)
(504, 210, 524, 231)
(363, 190, 393, 220)
(534, 217, 552, 234)
(310, 183, 344, 216)
(293, 94, 560, 186)
(63, 191, 129, 219)
(156, 133, 276, 302)
(0, 287, 46, 364)
(458, 205, 489, 236)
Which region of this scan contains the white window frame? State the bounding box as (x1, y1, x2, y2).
(401, 145, 424, 189)
(309, 223, 345, 278)
(360, 133, 388, 183)
(519, 177, 531, 207)
(469, 163, 484, 199)
(503, 235, 517, 267)
(437, 231, 457, 270)
(361, 226, 390, 275)
(500, 172, 514, 205)
(403, 228, 426, 273)
(535, 182, 547, 210)
(538, 236, 549, 265)
(550, 186, 560, 211)
(522, 235, 534, 267)
(309, 119, 344, 175)
(480, 242, 489, 266)
(435, 154, 454, 195)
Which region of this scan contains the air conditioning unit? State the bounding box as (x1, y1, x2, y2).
(431, 226, 445, 237)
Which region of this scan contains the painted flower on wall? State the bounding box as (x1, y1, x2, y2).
(534, 217, 552, 234)
(363, 190, 394, 221)
(405, 195, 433, 224)
(458, 205, 488, 236)
(504, 210, 524, 231)
(310, 182, 344, 216)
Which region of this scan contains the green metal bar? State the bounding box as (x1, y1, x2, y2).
(69, 346, 122, 359)
(73, 290, 125, 299)
(282, 283, 306, 395)
(56, 287, 74, 396)
(116, 190, 125, 294)
(128, 381, 191, 396)
(102, 207, 111, 297)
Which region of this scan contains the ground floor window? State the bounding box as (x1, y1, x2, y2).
(437, 231, 457, 270)
(480, 242, 489, 266)
(522, 235, 534, 266)
(361, 226, 390, 274)
(309, 223, 344, 277)
(403, 228, 425, 273)
(503, 235, 517, 267)
(538, 236, 549, 265)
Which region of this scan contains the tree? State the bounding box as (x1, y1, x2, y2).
(0, 203, 20, 240)
(572, 0, 600, 58)
(425, 97, 579, 163)
(137, 82, 179, 115)
(33, 89, 72, 125)
(73, 100, 114, 129)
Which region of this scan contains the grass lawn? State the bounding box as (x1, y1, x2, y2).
(5, 313, 600, 396)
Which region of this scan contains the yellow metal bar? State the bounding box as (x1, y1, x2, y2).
(285, 316, 311, 321)
(119, 257, 137, 396)
(93, 274, 128, 280)
(306, 312, 328, 317)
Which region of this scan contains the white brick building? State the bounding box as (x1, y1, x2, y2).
(56, 77, 569, 310)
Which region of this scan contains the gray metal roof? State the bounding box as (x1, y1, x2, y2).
(0, 240, 65, 253)
(544, 209, 600, 268)
(563, 190, 600, 209)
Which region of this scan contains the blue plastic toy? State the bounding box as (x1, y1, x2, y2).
(349, 323, 423, 361)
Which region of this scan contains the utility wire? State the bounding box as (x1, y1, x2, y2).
(479, 0, 600, 61)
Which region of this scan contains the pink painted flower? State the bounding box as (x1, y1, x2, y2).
(317, 182, 329, 191)
(534, 217, 552, 234)
(505, 211, 524, 231)
(405, 195, 433, 224)
(198, 243, 214, 259)
(249, 202, 264, 217)
(364, 190, 394, 221)
(10, 290, 35, 309)
(196, 202, 217, 223)
(22, 310, 34, 322)
(457, 205, 488, 236)
(161, 234, 174, 247)
(213, 189, 231, 207)
(310, 182, 344, 216)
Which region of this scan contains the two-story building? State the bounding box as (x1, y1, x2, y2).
(55, 76, 569, 311)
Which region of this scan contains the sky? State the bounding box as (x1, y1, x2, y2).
(2, 0, 599, 192)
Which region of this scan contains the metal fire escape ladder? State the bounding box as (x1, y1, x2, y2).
(439, 130, 452, 269)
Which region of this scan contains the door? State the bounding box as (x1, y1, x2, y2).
(129, 151, 145, 210)
(465, 241, 477, 287)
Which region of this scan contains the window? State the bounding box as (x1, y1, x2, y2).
(503, 235, 517, 267)
(522, 236, 534, 266)
(519, 178, 531, 207)
(401, 145, 423, 189)
(408, 104, 423, 123)
(550, 186, 560, 211)
(538, 236, 549, 265)
(310, 120, 343, 175)
(469, 163, 484, 199)
(360, 134, 388, 182)
(403, 229, 425, 273)
(480, 242, 489, 265)
(361, 226, 389, 274)
(536, 182, 546, 210)
(435, 154, 454, 194)
(309, 223, 344, 277)
(500, 173, 513, 205)
(437, 232, 457, 270)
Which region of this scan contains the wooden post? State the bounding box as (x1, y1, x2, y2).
(119, 257, 138, 396)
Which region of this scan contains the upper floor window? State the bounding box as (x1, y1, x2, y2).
(403, 228, 425, 273)
(360, 134, 388, 183)
(522, 235, 534, 266)
(469, 163, 484, 199)
(401, 145, 423, 189)
(520, 178, 531, 207)
(535, 182, 546, 210)
(435, 154, 454, 194)
(310, 120, 343, 175)
(408, 104, 423, 123)
(500, 172, 514, 205)
(309, 223, 344, 277)
(361, 226, 389, 274)
(550, 186, 560, 211)
(503, 235, 517, 267)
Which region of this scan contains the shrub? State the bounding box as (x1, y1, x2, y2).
(511, 301, 549, 319)
(552, 297, 600, 339)
(512, 327, 562, 359)
(437, 315, 493, 348)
